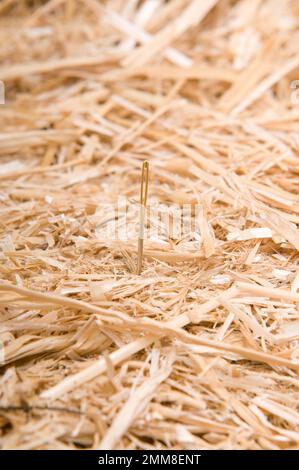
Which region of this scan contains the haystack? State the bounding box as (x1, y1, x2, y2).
(1, 0, 299, 450)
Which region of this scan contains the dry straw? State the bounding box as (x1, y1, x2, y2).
(1, 0, 299, 451)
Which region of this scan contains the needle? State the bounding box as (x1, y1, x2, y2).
(137, 160, 149, 275)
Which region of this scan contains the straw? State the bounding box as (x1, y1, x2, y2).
(1, 0, 299, 451)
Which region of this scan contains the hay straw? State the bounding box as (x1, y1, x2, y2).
(1, 0, 299, 451)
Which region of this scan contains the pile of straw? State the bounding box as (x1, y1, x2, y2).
(1, 0, 299, 450)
